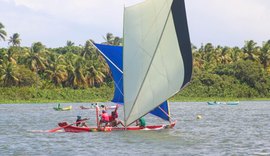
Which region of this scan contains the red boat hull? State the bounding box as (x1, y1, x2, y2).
(112, 122, 175, 131)
(58, 122, 112, 132)
(58, 122, 176, 133)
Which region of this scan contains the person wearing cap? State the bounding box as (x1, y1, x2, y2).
(99, 110, 110, 127)
(76, 116, 89, 127)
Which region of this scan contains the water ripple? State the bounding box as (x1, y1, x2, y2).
(0, 101, 270, 155)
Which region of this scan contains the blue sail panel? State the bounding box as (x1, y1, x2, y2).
(150, 101, 170, 121)
(94, 43, 123, 103)
(94, 43, 169, 121)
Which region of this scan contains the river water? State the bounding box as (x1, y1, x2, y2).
(0, 101, 270, 156)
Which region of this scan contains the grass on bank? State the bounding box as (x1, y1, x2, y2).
(0, 86, 113, 104)
(0, 87, 269, 104)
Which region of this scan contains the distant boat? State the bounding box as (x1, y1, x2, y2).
(79, 103, 99, 109)
(207, 101, 222, 105)
(53, 104, 72, 111)
(80, 104, 116, 110)
(207, 101, 239, 105)
(79, 106, 91, 110)
(226, 101, 239, 105)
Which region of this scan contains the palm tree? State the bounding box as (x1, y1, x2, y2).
(81, 40, 95, 58)
(213, 46, 223, 64)
(80, 39, 110, 85)
(112, 36, 122, 46)
(204, 43, 214, 53)
(64, 57, 87, 88)
(66, 40, 75, 47)
(8, 33, 21, 46)
(6, 47, 17, 64)
(63, 53, 77, 85)
(85, 60, 106, 87)
(0, 60, 19, 86)
(242, 40, 259, 61)
(25, 42, 46, 72)
(103, 33, 114, 45)
(102, 33, 123, 46)
(0, 49, 5, 64)
(220, 47, 232, 64)
(0, 46, 17, 64)
(73, 58, 87, 88)
(230, 47, 243, 62)
(199, 43, 214, 64)
(44, 54, 67, 86)
(32, 42, 45, 53)
(0, 22, 7, 42)
(259, 41, 270, 69)
(65, 64, 76, 88)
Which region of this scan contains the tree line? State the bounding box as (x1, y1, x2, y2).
(0, 22, 122, 89)
(178, 41, 270, 98)
(1, 22, 270, 99)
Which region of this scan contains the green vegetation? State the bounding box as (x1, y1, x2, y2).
(0, 22, 270, 103)
(0, 86, 113, 103)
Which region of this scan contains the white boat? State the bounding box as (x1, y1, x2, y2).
(207, 101, 239, 105)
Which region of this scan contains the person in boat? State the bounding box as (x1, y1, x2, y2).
(80, 106, 86, 109)
(91, 102, 99, 108)
(100, 104, 107, 111)
(99, 110, 110, 127)
(57, 103, 61, 109)
(76, 116, 89, 127)
(109, 105, 124, 127)
(136, 117, 146, 128)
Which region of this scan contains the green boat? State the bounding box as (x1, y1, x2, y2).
(226, 101, 239, 105)
(53, 104, 72, 111)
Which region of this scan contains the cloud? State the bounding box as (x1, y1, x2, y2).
(1, 0, 270, 47)
(12, 0, 145, 23)
(185, 0, 270, 46)
(1, 0, 142, 47)
(13, 0, 124, 25)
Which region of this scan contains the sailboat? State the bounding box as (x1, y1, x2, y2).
(57, 0, 192, 132)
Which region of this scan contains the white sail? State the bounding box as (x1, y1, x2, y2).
(123, 0, 192, 126)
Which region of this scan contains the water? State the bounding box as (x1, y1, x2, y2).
(1, 101, 270, 156)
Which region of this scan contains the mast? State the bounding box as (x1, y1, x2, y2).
(96, 105, 100, 128)
(123, 5, 127, 128)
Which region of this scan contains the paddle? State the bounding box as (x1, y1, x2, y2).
(48, 118, 89, 133)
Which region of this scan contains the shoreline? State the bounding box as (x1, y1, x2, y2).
(1, 97, 270, 104)
(1, 87, 270, 104)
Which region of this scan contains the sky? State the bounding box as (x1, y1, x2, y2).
(0, 0, 270, 48)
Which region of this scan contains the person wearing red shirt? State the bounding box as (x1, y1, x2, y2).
(109, 105, 124, 127)
(99, 110, 109, 127)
